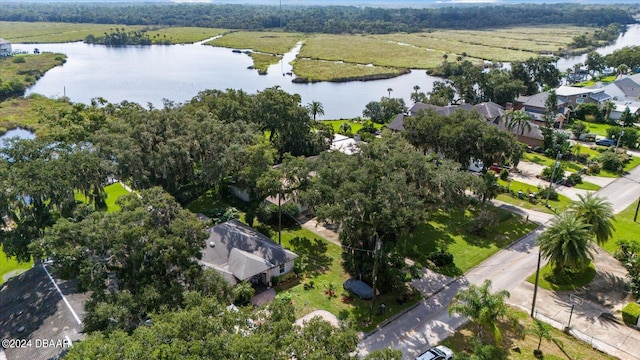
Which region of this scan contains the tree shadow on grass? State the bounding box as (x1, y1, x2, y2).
(289, 236, 332, 277)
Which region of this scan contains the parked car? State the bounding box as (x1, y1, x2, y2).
(415, 345, 454, 360)
(595, 138, 615, 146)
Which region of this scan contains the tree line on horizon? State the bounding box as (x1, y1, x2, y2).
(0, 3, 636, 34)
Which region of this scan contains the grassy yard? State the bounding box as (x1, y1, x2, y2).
(524, 149, 640, 179)
(398, 207, 537, 276)
(599, 199, 640, 255)
(576, 120, 612, 137)
(0, 245, 33, 284)
(526, 262, 596, 291)
(497, 179, 573, 214)
(75, 182, 130, 213)
(320, 119, 385, 133)
(441, 307, 618, 360)
(573, 182, 600, 191)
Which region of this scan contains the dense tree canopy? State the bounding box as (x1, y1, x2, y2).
(0, 138, 107, 261)
(301, 135, 475, 291)
(63, 293, 359, 359)
(0, 3, 634, 34)
(30, 188, 208, 333)
(403, 108, 523, 171)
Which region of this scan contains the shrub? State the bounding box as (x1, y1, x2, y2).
(540, 186, 559, 201)
(622, 302, 640, 326)
(256, 202, 277, 224)
(587, 162, 601, 174)
(598, 150, 625, 173)
(12, 56, 26, 63)
(499, 168, 509, 181)
(468, 209, 499, 237)
(427, 249, 454, 267)
(566, 173, 583, 186)
(338, 123, 352, 136)
(201, 207, 239, 225)
(541, 165, 565, 182)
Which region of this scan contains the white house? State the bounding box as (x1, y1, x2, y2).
(0, 38, 12, 57)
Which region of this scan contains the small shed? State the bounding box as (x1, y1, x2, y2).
(0, 38, 12, 57)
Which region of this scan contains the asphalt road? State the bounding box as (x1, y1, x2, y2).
(357, 163, 640, 359)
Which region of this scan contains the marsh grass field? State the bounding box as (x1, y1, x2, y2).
(1, 21, 598, 81)
(0, 22, 227, 44)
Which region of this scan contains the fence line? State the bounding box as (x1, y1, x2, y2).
(532, 309, 640, 360)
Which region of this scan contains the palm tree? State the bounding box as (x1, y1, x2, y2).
(233, 281, 256, 305)
(602, 100, 615, 123)
(502, 109, 532, 137)
(617, 64, 629, 76)
(387, 88, 393, 98)
(570, 193, 615, 245)
(537, 212, 594, 274)
(448, 279, 512, 342)
(529, 319, 554, 354)
(305, 101, 325, 121)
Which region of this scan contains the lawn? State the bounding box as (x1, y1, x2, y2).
(526, 262, 596, 291)
(320, 120, 385, 133)
(524, 150, 640, 179)
(75, 182, 129, 213)
(398, 207, 537, 276)
(441, 306, 618, 360)
(599, 199, 640, 255)
(573, 181, 600, 191)
(576, 120, 612, 137)
(497, 179, 573, 214)
(0, 245, 33, 284)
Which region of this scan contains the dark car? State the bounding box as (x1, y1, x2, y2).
(595, 138, 615, 146)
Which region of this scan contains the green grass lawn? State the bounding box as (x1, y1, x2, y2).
(600, 199, 640, 254)
(441, 306, 618, 360)
(526, 262, 596, 291)
(576, 120, 612, 137)
(75, 182, 129, 213)
(523, 153, 584, 173)
(573, 181, 600, 191)
(398, 207, 537, 276)
(497, 179, 573, 214)
(320, 120, 385, 133)
(0, 245, 33, 284)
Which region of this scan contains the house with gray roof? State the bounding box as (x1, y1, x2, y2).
(200, 219, 298, 286)
(601, 77, 640, 101)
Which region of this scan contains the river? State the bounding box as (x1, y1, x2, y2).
(21, 24, 640, 119)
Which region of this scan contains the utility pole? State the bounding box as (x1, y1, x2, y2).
(615, 129, 625, 152)
(634, 196, 640, 222)
(531, 250, 542, 317)
(370, 233, 382, 319)
(546, 152, 562, 206)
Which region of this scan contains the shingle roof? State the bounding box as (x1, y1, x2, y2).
(409, 103, 472, 116)
(614, 78, 640, 98)
(589, 91, 612, 102)
(0, 38, 10, 45)
(387, 113, 405, 131)
(472, 102, 504, 121)
(201, 220, 298, 282)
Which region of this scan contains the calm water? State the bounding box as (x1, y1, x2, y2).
(21, 24, 640, 119)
